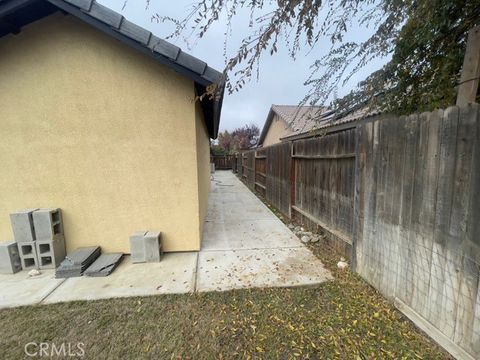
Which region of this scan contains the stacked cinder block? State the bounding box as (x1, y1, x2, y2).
(9, 208, 66, 270)
(10, 209, 39, 270)
(32, 208, 66, 270)
(130, 231, 163, 263)
(0, 241, 22, 274)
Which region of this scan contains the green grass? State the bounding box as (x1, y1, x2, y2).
(0, 243, 451, 359)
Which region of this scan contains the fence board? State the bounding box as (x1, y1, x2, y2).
(292, 130, 355, 241)
(452, 104, 478, 350)
(265, 142, 291, 216)
(429, 106, 460, 339)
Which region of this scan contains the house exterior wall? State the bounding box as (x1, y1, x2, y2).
(195, 102, 211, 241)
(262, 114, 293, 147)
(0, 14, 208, 253)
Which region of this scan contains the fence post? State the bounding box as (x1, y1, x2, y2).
(289, 141, 295, 219)
(351, 125, 361, 272)
(254, 151, 256, 191)
(457, 25, 480, 106)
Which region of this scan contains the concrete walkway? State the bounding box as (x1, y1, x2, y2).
(0, 171, 331, 308)
(197, 171, 331, 291)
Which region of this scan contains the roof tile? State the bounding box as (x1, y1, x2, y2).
(176, 51, 207, 75)
(89, 1, 123, 29)
(119, 19, 151, 45)
(64, 0, 92, 11)
(148, 34, 180, 60)
(202, 66, 222, 83)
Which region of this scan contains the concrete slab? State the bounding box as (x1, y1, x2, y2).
(196, 247, 332, 292)
(202, 219, 300, 251)
(42, 253, 197, 304)
(0, 270, 64, 309)
(198, 171, 332, 291)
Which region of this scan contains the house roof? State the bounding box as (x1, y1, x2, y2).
(258, 103, 379, 146)
(0, 0, 224, 138)
(258, 105, 326, 146)
(280, 105, 379, 141)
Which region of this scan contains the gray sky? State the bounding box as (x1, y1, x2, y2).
(99, 0, 390, 132)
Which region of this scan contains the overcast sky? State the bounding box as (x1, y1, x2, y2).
(99, 0, 390, 132)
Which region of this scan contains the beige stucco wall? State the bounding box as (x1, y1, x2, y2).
(0, 14, 210, 253)
(262, 114, 293, 147)
(195, 102, 211, 240)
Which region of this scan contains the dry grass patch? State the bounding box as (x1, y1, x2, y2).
(0, 255, 451, 359)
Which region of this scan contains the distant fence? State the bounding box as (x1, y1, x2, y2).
(211, 155, 234, 170)
(232, 104, 480, 359)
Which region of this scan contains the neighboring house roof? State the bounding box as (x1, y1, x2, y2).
(280, 105, 379, 141)
(258, 102, 381, 146)
(0, 0, 224, 138)
(258, 105, 326, 146)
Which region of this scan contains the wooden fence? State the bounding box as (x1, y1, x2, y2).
(210, 155, 234, 170)
(232, 104, 480, 359)
(234, 128, 356, 247)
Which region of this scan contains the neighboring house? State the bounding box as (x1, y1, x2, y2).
(0, 0, 224, 253)
(280, 106, 375, 142)
(258, 105, 325, 147)
(258, 104, 375, 146)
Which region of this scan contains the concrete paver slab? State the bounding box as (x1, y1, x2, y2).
(42, 253, 197, 304)
(0, 270, 64, 309)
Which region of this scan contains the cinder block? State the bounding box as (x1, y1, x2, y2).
(0, 241, 22, 274)
(130, 231, 147, 263)
(144, 231, 163, 262)
(18, 242, 39, 270)
(129, 231, 162, 263)
(35, 236, 66, 270)
(10, 209, 38, 242)
(32, 208, 64, 241)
